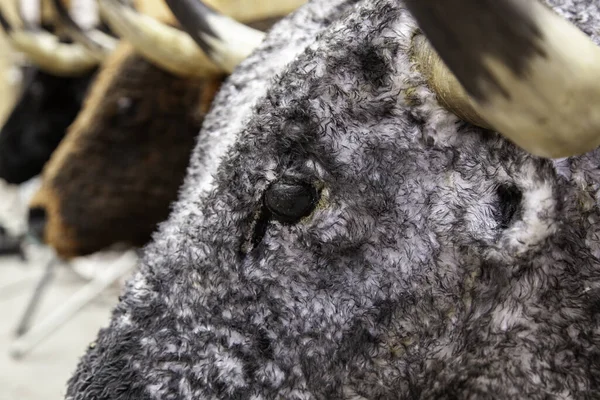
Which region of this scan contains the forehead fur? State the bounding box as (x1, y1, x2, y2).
(67, 0, 600, 399)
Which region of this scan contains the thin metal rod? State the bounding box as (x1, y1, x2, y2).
(9, 256, 135, 359)
(13, 257, 57, 337)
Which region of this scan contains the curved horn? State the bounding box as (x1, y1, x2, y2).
(0, 3, 99, 76)
(166, 0, 265, 74)
(412, 35, 491, 130)
(98, 0, 223, 78)
(408, 0, 600, 159)
(212, 0, 308, 22)
(50, 0, 117, 59)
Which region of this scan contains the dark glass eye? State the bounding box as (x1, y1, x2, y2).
(264, 179, 319, 224)
(116, 97, 136, 115)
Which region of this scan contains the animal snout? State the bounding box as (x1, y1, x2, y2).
(28, 207, 47, 242)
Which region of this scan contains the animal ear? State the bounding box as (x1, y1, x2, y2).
(408, 0, 600, 159)
(50, 0, 117, 59)
(0, 0, 101, 76)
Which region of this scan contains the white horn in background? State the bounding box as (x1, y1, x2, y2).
(99, 0, 307, 78)
(98, 0, 223, 78)
(166, 0, 265, 74)
(0, 0, 100, 76)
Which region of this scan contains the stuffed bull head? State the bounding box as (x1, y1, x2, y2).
(0, 0, 101, 184)
(27, 0, 305, 258)
(66, 0, 600, 398)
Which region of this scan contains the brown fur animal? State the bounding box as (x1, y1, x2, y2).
(29, 43, 216, 257)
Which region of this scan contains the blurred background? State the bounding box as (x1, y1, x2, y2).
(0, 0, 148, 398)
(0, 18, 124, 394)
(0, 0, 305, 397)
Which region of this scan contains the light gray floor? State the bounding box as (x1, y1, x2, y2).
(0, 180, 129, 400)
(0, 255, 121, 400)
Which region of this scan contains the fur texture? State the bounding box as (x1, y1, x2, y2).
(67, 0, 600, 398)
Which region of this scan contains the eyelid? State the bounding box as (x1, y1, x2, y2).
(240, 177, 324, 256)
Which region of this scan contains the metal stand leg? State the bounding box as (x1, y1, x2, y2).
(13, 258, 57, 336)
(9, 254, 136, 360)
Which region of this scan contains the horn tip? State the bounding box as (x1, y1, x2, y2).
(51, 0, 80, 32)
(0, 9, 13, 34)
(50, 0, 86, 35)
(165, 0, 218, 53)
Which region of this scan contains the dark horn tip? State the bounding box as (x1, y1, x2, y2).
(51, 0, 76, 26)
(0, 9, 14, 34)
(51, 0, 89, 37)
(53, 0, 111, 52)
(165, 0, 219, 55)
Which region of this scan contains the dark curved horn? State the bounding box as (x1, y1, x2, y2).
(408, 0, 600, 158)
(50, 0, 116, 59)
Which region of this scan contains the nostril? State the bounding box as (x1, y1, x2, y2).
(495, 184, 523, 230)
(28, 207, 47, 242)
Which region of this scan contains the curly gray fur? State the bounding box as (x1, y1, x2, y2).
(66, 0, 600, 398)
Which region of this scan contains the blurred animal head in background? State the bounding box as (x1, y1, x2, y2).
(28, 0, 305, 259)
(0, 0, 104, 184)
(0, 66, 94, 184)
(64, 0, 600, 398)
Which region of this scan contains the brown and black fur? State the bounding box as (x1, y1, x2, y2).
(30, 42, 223, 258)
(30, 15, 280, 259)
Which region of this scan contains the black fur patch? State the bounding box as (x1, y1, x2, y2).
(0, 69, 95, 184)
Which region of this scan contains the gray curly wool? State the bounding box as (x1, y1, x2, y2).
(66, 0, 600, 398)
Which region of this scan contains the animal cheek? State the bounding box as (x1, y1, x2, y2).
(302, 206, 376, 256)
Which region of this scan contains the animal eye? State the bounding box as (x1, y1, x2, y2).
(264, 179, 319, 224)
(117, 97, 136, 115)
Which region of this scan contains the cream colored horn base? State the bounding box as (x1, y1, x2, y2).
(8, 30, 100, 75)
(474, 2, 600, 159)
